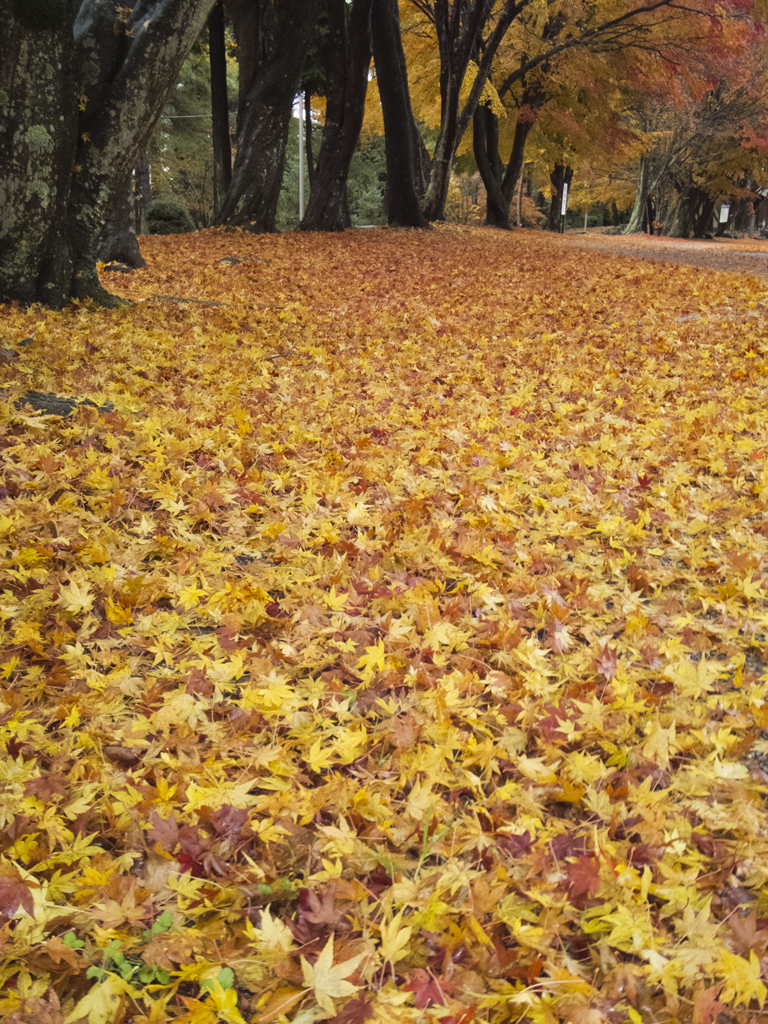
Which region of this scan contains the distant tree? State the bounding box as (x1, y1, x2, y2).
(625, 50, 768, 236)
(215, 0, 321, 232)
(149, 43, 218, 227)
(406, 0, 519, 221)
(277, 119, 387, 230)
(300, 0, 374, 232)
(371, 0, 429, 227)
(209, 0, 232, 218)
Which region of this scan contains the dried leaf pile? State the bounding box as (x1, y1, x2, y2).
(1, 226, 768, 1024)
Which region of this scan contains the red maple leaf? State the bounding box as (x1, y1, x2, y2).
(596, 643, 618, 681)
(403, 969, 452, 1008)
(0, 872, 35, 920)
(566, 855, 602, 898)
(147, 809, 179, 849)
(692, 986, 725, 1024)
(330, 993, 374, 1024)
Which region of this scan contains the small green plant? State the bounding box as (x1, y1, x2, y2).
(256, 876, 293, 895)
(141, 910, 175, 943)
(203, 967, 235, 993)
(84, 914, 176, 987)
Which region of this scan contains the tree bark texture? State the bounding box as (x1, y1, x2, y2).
(135, 151, 151, 234)
(1, 0, 215, 308)
(473, 103, 509, 227)
(300, 0, 373, 232)
(216, 0, 320, 231)
(626, 153, 651, 234)
(0, 0, 79, 306)
(209, 0, 232, 219)
(371, 0, 429, 228)
(72, 0, 215, 300)
(474, 79, 543, 228)
(96, 168, 146, 267)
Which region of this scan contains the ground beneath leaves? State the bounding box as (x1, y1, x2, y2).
(1, 226, 768, 1024)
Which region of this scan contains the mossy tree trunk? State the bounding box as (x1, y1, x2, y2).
(0, 0, 214, 308)
(0, 0, 79, 307)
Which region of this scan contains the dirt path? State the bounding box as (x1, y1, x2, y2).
(558, 230, 768, 279)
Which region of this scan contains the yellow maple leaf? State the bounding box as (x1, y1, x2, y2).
(178, 581, 208, 610)
(64, 976, 137, 1024)
(206, 981, 247, 1024)
(713, 949, 767, 1007)
(57, 578, 94, 615)
(307, 736, 335, 773)
(246, 904, 295, 954)
(176, 996, 218, 1024)
(301, 935, 366, 1013)
(357, 638, 387, 678)
(421, 619, 469, 650)
(380, 909, 412, 966)
(324, 585, 349, 611)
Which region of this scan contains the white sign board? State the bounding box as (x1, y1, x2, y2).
(719, 204, 730, 223)
(561, 183, 569, 216)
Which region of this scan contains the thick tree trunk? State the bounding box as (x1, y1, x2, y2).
(684, 187, 716, 238)
(371, 0, 429, 228)
(502, 116, 535, 207)
(474, 78, 542, 229)
(642, 192, 656, 234)
(216, 0, 320, 232)
(96, 168, 146, 267)
(300, 0, 373, 232)
(1, 0, 214, 308)
(474, 104, 509, 228)
(72, 0, 216, 301)
(626, 153, 651, 234)
(548, 163, 572, 231)
(209, 0, 232, 219)
(421, 68, 463, 222)
(0, 1, 79, 307)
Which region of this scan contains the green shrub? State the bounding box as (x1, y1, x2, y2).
(146, 199, 195, 235)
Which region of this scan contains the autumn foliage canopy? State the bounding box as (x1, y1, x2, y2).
(1, 228, 768, 1023)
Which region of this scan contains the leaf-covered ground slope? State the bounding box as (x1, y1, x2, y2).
(1, 227, 768, 1024)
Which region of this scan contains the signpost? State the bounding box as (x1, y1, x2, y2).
(560, 182, 568, 234)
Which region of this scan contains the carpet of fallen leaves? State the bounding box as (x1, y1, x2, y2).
(1, 226, 768, 1024)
